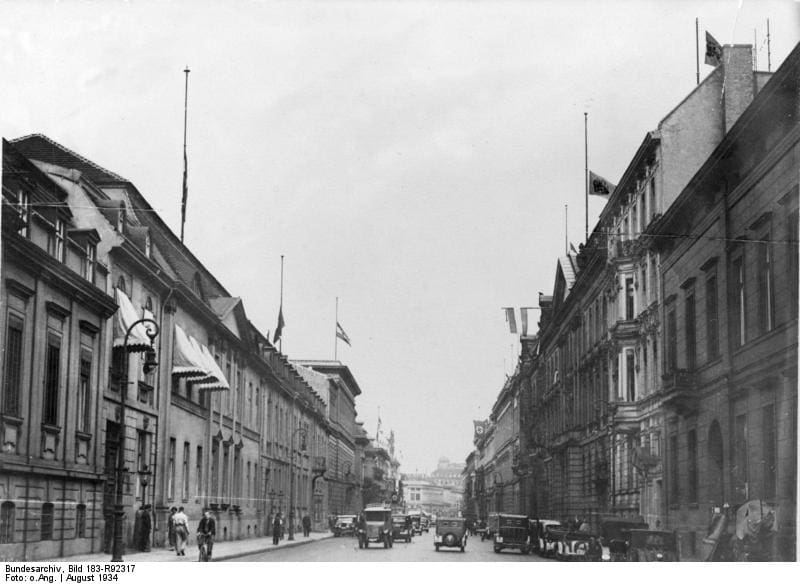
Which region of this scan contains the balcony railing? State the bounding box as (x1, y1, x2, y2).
(661, 369, 698, 415)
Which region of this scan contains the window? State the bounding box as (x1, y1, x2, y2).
(642, 262, 648, 301)
(43, 332, 61, 426)
(685, 291, 696, 370)
(666, 307, 677, 373)
(762, 404, 777, 499)
(631, 203, 638, 238)
(196, 446, 203, 497)
(669, 434, 679, 502)
(77, 350, 92, 433)
(76, 504, 86, 538)
(83, 244, 96, 283)
(182, 442, 190, 501)
(116, 276, 127, 295)
(687, 429, 698, 503)
(136, 431, 148, 500)
(52, 219, 66, 262)
(758, 239, 775, 334)
(109, 347, 125, 393)
(167, 438, 176, 501)
(625, 277, 635, 320)
(41, 503, 54, 540)
(708, 420, 725, 503)
(211, 439, 220, 498)
(733, 414, 748, 496)
(1, 502, 15, 543)
(17, 190, 30, 237)
(649, 176, 657, 220)
(222, 444, 230, 499)
(706, 274, 720, 360)
(246, 461, 251, 505)
(732, 257, 746, 347)
(2, 314, 24, 416)
(626, 350, 636, 401)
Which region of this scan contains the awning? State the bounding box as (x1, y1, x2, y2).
(193, 344, 230, 391)
(113, 288, 152, 352)
(172, 324, 210, 378)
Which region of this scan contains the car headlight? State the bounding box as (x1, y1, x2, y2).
(495, 536, 503, 543)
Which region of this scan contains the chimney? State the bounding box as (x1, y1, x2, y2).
(721, 44, 755, 133)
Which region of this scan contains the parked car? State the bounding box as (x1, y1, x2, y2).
(391, 514, 413, 543)
(493, 513, 531, 554)
(540, 524, 568, 557)
(333, 515, 356, 537)
(627, 529, 679, 562)
(358, 507, 394, 549)
(598, 516, 648, 561)
(434, 517, 467, 552)
(555, 530, 593, 561)
(531, 519, 562, 554)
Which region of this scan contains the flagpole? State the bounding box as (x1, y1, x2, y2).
(767, 18, 771, 72)
(753, 29, 758, 71)
(695, 18, 700, 85)
(279, 255, 284, 353)
(584, 112, 588, 243)
(565, 204, 568, 255)
(334, 296, 339, 361)
(180, 66, 190, 243)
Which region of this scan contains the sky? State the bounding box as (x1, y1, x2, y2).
(2, 0, 799, 475)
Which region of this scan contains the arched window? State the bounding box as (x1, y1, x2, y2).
(41, 502, 54, 540)
(117, 276, 127, 294)
(0, 501, 15, 543)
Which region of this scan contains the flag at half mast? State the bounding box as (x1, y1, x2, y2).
(588, 171, 615, 197)
(336, 321, 351, 346)
(273, 306, 285, 343)
(705, 31, 723, 67)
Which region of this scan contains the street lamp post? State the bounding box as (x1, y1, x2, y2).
(287, 427, 307, 541)
(139, 466, 152, 550)
(111, 318, 160, 562)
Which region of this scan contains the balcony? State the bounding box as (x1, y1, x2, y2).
(661, 369, 698, 415)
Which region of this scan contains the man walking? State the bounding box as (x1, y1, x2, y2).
(302, 514, 311, 537)
(197, 510, 216, 561)
(173, 506, 189, 556)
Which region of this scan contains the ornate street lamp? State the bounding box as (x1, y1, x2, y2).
(111, 318, 159, 562)
(287, 426, 308, 541)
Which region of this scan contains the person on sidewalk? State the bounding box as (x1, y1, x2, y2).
(272, 512, 282, 545)
(197, 510, 216, 561)
(302, 515, 311, 537)
(167, 507, 178, 551)
(173, 506, 189, 556)
(133, 506, 144, 551)
(141, 505, 152, 552)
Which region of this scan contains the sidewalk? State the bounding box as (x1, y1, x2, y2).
(56, 531, 334, 563)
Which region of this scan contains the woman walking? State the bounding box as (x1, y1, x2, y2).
(173, 506, 189, 556)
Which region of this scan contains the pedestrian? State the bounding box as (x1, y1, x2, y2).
(133, 505, 144, 551)
(272, 512, 282, 545)
(173, 506, 189, 556)
(302, 514, 311, 537)
(141, 505, 152, 552)
(197, 510, 216, 561)
(586, 536, 602, 562)
(280, 514, 285, 540)
(167, 507, 177, 551)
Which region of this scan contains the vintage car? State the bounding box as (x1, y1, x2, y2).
(599, 516, 648, 561)
(627, 529, 679, 561)
(493, 513, 531, 554)
(554, 530, 593, 561)
(531, 519, 562, 554)
(391, 514, 413, 543)
(333, 514, 356, 537)
(539, 524, 569, 557)
(408, 511, 423, 535)
(434, 517, 467, 552)
(358, 507, 394, 549)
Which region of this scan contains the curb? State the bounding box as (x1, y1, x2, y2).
(212, 534, 334, 561)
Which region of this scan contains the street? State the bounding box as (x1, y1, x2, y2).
(231, 532, 552, 562)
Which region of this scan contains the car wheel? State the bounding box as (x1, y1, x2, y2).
(494, 546, 501, 553)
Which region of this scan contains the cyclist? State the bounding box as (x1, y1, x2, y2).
(197, 510, 216, 561)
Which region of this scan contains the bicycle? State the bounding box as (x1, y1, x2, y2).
(197, 533, 211, 562)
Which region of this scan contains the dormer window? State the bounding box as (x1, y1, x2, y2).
(192, 273, 205, 301)
(51, 219, 66, 262)
(83, 243, 96, 282)
(17, 190, 29, 238)
(116, 209, 125, 233)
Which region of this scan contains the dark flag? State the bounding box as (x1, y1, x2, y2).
(588, 171, 615, 197)
(273, 306, 285, 343)
(336, 321, 352, 346)
(705, 31, 722, 67)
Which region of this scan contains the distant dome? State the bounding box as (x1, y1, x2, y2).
(437, 456, 450, 466)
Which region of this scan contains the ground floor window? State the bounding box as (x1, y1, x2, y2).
(0, 502, 15, 543)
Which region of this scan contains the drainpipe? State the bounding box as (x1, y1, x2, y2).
(59, 298, 75, 559)
(22, 279, 40, 561)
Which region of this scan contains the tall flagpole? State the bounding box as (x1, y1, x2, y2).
(767, 18, 771, 72)
(695, 18, 700, 85)
(584, 112, 588, 243)
(279, 255, 284, 353)
(180, 66, 190, 243)
(335, 296, 339, 361)
(564, 204, 568, 255)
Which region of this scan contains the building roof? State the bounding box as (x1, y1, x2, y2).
(11, 134, 128, 183)
(292, 360, 362, 396)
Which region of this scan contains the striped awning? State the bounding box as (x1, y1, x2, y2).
(113, 288, 152, 352)
(193, 345, 230, 392)
(172, 324, 209, 378)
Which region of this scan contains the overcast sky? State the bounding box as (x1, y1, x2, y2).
(2, 0, 798, 474)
